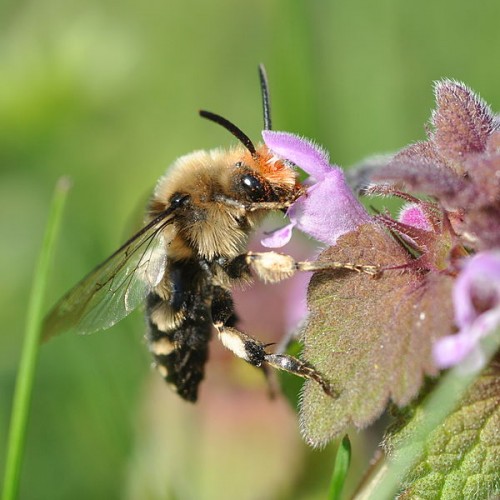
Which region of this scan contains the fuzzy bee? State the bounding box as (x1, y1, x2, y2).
(43, 67, 334, 402)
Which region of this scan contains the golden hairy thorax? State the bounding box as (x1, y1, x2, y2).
(148, 145, 298, 261)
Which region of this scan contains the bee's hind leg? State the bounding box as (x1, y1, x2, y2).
(211, 285, 334, 396)
(215, 261, 336, 397)
(212, 322, 334, 397)
(211, 286, 278, 397)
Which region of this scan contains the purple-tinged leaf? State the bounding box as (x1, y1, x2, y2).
(432, 80, 495, 166)
(464, 204, 500, 250)
(299, 224, 455, 447)
(487, 130, 500, 153)
(463, 152, 500, 207)
(396, 141, 451, 171)
(345, 154, 395, 194)
(373, 157, 468, 204)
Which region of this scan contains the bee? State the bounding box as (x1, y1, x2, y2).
(43, 66, 334, 402)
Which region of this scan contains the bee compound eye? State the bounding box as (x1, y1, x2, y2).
(240, 173, 265, 201)
(170, 193, 190, 208)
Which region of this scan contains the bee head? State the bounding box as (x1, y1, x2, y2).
(198, 110, 300, 205)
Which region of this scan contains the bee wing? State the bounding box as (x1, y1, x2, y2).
(43, 209, 175, 341)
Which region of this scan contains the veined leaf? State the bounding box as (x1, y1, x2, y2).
(299, 224, 455, 447)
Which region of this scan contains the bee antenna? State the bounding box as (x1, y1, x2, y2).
(258, 64, 272, 130)
(199, 110, 257, 156)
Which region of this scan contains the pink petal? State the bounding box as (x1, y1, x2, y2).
(261, 223, 295, 248)
(433, 332, 476, 368)
(433, 308, 500, 369)
(293, 170, 371, 246)
(434, 251, 500, 369)
(452, 251, 500, 329)
(262, 130, 331, 179)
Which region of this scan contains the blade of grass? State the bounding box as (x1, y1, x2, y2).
(328, 434, 351, 500)
(2, 177, 71, 500)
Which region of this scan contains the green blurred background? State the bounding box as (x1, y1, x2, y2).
(2, 0, 500, 498)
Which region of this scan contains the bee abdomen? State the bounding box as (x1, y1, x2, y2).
(146, 291, 211, 402)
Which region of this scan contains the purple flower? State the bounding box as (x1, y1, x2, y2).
(433, 251, 500, 369)
(261, 131, 371, 247)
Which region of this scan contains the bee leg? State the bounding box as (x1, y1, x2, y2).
(264, 352, 336, 397)
(218, 261, 336, 396)
(227, 251, 379, 284)
(211, 286, 278, 397)
(212, 322, 335, 397)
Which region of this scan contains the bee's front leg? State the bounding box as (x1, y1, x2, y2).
(226, 251, 379, 284)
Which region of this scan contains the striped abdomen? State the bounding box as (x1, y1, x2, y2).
(146, 260, 212, 402)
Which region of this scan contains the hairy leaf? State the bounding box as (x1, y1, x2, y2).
(432, 80, 494, 167)
(390, 359, 500, 499)
(371, 141, 474, 206)
(465, 206, 500, 251)
(465, 152, 500, 207)
(299, 224, 455, 447)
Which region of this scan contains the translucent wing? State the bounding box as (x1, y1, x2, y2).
(43, 209, 175, 341)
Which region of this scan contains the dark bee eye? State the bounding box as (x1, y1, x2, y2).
(240, 173, 265, 201)
(170, 193, 190, 208)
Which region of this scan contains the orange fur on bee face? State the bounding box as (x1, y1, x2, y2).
(245, 145, 299, 189)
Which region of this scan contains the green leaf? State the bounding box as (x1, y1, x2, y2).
(389, 357, 500, 499)
(299, 224, 455, 446)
